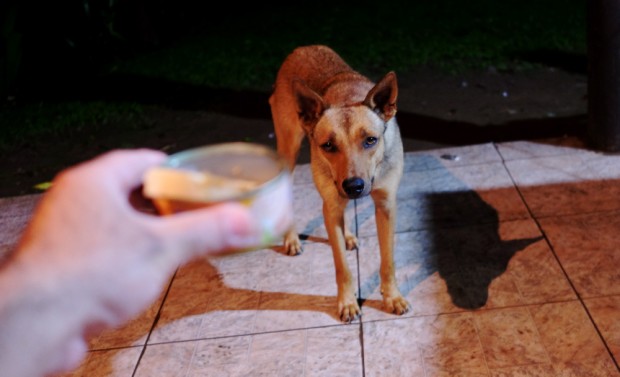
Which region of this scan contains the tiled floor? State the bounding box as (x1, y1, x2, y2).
(1, 136, 620, 376)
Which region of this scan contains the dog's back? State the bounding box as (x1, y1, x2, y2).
(270, 45, 373, 107)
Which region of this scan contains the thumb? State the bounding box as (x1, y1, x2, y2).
(153, 203, 262, 264)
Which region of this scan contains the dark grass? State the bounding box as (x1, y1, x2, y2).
(0, 0, 587, 148)
(107, 0, 586, 89)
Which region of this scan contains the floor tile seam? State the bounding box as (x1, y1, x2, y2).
(352, 199, 367, 376)
(494, 152, 596, 164)
(470, 309, 493, 376)
(507, 193, 582, 300)
(357, 298, 583, 326)
(301, 328, 309, 377)
(498, 151, 583, 298)
(132, 269, 179, 377)
(358, 314, 427, 376)
(491, 142, 592, 182)
(492, 140, 613, 161)
(532, 207, 620, 221)
(420, 343, 430, 377)
(358, 316, 366, 377)
(388, 214, 533, 235)
(144, 322, 360, 347)
(580, 307, 620, 372)
(503, 165, 620, 192)
(87, 344, 145, 353)
(523, 305, 554, 365)
(500, 156, 620, 372)
(582, 293, 620, 301)
(362, 310, 562, 374)
(250, 292, 262, 336)
(357, 300, 592, 373)
(183, 339, 199, 377)
(525, 303, 620, 374)
(487, 360, 562, 371)
(245, 330, 256, 374)
(353, 300, 583, 322)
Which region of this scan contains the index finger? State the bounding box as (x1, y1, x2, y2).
(88, 149, 167, 192)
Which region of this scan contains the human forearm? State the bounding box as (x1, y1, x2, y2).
(0, 256, 91, 377)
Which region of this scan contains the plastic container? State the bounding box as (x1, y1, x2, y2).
(143, 142, 293, 252)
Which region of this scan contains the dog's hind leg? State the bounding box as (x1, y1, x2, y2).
(274, 120, 305, 172)
(343, 216, 358, 251)
(276, 131, 305, 255)
(270, 101, 305, 255)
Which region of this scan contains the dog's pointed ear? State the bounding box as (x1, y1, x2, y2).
(363, 71, 398, 121)
(293, 79, 326, 131)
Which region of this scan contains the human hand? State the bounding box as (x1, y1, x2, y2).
(0, 149, 268, 376)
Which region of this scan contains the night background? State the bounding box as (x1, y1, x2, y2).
(0, 0, 587, 197)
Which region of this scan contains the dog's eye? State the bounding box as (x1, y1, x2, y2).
(321, 141, 336, 152)
(363, 137, 378, 149)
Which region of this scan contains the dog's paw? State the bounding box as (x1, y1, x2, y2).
(383, 295, 411, 316)
(344, 232, 359, 251)
(283, 232, 303, 256)
(338, 297, 361, 323)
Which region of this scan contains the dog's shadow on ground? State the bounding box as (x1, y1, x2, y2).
(418, 191, 540, 309)
(355, 155, 542, 310)
(159, 258, 358, 322)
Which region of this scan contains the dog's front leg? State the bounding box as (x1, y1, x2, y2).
(371, 188, 410, 315)
(323, 198, 360, 322)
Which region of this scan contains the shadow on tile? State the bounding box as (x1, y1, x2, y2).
(151, 255, 383, 342)
(422, 191, 541, 309)
(357, 156, 541, 311)
(361, 193, 542, 312)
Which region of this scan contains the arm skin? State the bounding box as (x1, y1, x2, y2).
(0, 149, 267, 377)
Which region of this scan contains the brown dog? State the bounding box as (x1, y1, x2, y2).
(269, 45, 410, 322)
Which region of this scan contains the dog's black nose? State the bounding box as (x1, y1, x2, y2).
(342, 177, 365, 198)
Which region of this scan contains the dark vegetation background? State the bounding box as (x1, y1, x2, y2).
(0, 0, 587, 196)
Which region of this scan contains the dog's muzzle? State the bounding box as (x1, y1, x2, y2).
(342, 177, 365, 199)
